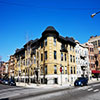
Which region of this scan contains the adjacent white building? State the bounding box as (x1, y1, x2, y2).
(75, 40, 91, 80)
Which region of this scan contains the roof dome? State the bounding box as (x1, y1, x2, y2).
(45, 26, 56, 31)
(42, 26, 59, 37)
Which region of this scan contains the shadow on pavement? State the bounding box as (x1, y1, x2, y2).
(0, 98, 9, 100)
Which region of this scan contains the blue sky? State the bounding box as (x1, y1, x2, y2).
(0, 0, 100, 61)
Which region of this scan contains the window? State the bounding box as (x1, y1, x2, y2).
(62, 66, 64, 74)
(54, 65, 57, 74)
(41, 67, 43, 74)
(65, 66, 67, 74)
(70, 46, 72, 51)
(34, 56, 36, 64)
(90, 48, 94, 52)
(91, 56, 94, 60)
(92, 41, 97, 48)
(41, 42, 43, 48)
(74, 67, 75, 74)
(41, 53, 43, 61)
(27, 58, 30, 65)
(70, 55, 72, 62)
(37, 52, 39, 58)
(73, 47, 74, 52)
(65, 54, 66, 61)
(61, 44, 65, 49)
(54, 51, 57, 59)
(44, 38, 47, 46)
(31, 58, 33, 65)
(18, 61, 20, 67)
(61, 53, 63, 61)
(44, 51, 47, 60)
(73, 56, 75, 63)
(75, 49, 77, 53)
(98, 40, 100, 47)
(76, 57, 77, 64)
(23, 60, 25, 65)
(54, 37, 56, 46)
(27, 46, 30, 55)
(45, 66, 47, 75)
(71, 67, 73, 74)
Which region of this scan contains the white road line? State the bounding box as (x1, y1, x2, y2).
(93, 89, 99, 92)
(77, 86, 91, 90)
(93, 84, 100, 87)
(87, 88, 93, 91)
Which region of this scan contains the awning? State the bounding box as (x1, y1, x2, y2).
(92, 70, 100, 74)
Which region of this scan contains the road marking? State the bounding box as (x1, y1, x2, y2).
(87, 88, 93, 91)
(77, 86, 91, 90)
(92, 83, 100, 87)
(93, 89, 99, 92)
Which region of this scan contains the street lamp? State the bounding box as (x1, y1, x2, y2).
(91, 11, 100, 18)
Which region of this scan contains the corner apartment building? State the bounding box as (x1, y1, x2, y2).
(14, 26, 77, 85)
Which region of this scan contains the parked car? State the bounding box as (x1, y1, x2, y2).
(2, 79, 9, 85)
(9, 79, 16, 86)
(0, 78, 3, 84)
(74, 77, 88, 86)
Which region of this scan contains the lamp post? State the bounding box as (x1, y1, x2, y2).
(91, 11, 100, 18)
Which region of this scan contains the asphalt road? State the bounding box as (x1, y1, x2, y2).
(19, 83, 100, 100)
(0, 82, 100, 100)
(0, 84, 23, 90)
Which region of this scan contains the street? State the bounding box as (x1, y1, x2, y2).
(0, 82, 100, 100)
(20, 83, 100, 100)
(0, 84, 36, 100)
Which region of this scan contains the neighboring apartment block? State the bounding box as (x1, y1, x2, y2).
(0, 61, 5, 78)
(14, 26, 77, 85)
(75, 41, 91, 80)
(88, 35, 100, 72)
(85, 42, 95, 70)
(8, 55, 15, 78)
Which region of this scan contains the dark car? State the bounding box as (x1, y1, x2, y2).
(0, 78, 3, 84)
(74, 77, 88, 86)
(9, 79, 16, 86)
(2, 79, 9, 85)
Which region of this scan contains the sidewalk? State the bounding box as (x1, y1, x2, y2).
(16, 78, 100, 89)
(16, 82, 72, 89)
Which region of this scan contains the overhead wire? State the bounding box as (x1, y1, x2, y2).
(0, 0, 100, 11)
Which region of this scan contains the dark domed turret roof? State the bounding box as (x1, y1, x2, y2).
(42, 26, 59, 37)
(45, 26, 56, 31)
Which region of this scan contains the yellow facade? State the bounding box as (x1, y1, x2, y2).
(14, 26, 76, 84)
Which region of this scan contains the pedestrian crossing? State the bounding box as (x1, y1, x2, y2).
(77, 84, 100, 93)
